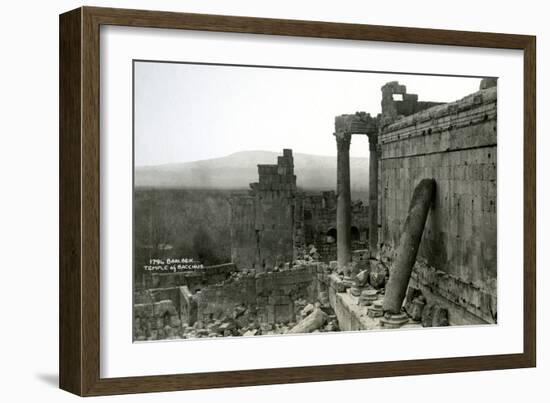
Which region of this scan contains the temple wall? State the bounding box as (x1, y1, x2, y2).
(378, 86, 497, 323)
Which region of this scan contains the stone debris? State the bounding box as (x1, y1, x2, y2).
(369, 261, 388, 289)
(288, 307, 328, 334)
(301, 303, 315, 318)
(329, 261, 339, 272)
(318, 291, 330, 307)
(408, 297, 426, 322)
(358, 289, 378, 306)
(432, 305, 450, 327)
(420, 304, 449, 327)
(354, 269, 370, 287)
(367, 300, 384, 318)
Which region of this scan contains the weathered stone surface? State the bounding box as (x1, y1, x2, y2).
(359, 289, 378, 306)
(350, 285, 363, 297)
(408, 298, 425, 322)
(243, 329, 258, 337)
(421, 304, 434, 327)
(153, 300, 177, 316)
(479, 77, 497, 90)
(301, 303, 315, 318)
(378, 84, 498, 324)
(432, 306, 449, 327)
(368, 300, 384, 318)
(380, 312, 409, 329)
(369, 261, 388, 289)
(288, 308, 328, 334)
(354, 269, 370, 287)
(383, 179, 435, 314)
(335, 132, 352, 269)
(134, 81, 498, 341)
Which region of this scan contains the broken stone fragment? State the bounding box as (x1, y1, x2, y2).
(348, 261, 359, 277)
(170, 316, 181, 328)
(260, 322, 273, 332)
(153, 300, 177, 317)
(408, 298, 426, 322)
(219, 321, 236, 333)
(350, 285, 363, 297)
(367, 300, 384, 318)
(404, 287, 424, 320)
(288, 308, 328, 334)
(354, 269, 370, 287)
(318, 291, 330, 306)
(301, 303, 315, 318)
(359, 289, 378, 306)
(329, 261, 338, 272)
(233, 305, 247, 319)
(421, 304, 434, 327)
(432, 306, 449, 327)
(369, 261, 388, 289)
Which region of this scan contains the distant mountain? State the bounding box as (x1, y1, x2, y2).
(135, 150, 369, 192)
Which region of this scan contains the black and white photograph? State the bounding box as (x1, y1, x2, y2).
(2, 0, 545, 400)
(132, 61, 498, 342)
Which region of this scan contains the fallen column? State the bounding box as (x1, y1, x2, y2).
(383, 178, 435, 314)
(288, 307, 328, 334)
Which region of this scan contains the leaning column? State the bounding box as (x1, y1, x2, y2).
(383, 178, 435, 314)
(368, 133, 379, 257)
(335, 132, 352, 270)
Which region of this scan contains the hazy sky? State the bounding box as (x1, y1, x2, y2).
(134, 61, 482, 167)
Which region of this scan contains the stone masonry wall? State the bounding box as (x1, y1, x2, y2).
(194, 264, 320, 324)
(231, 151, 369, 270)
(144, 263, 238, 293)
(378, 85, 497, 323)
(294, 191, 369, 262)
(231, 149, 297, 271)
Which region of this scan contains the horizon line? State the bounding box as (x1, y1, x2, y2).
(135, 149, 370, 169)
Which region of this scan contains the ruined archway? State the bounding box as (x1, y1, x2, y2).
(334, 112, 379, 267)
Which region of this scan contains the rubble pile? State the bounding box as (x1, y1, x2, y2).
(134, 244, 456, 342)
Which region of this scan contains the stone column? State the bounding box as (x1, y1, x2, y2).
(383, 178, 435, 314)
(368, 133, 379, 257)
(335, 132, 352, 270)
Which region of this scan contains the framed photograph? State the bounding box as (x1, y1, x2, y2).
(59, 6, 536, 396)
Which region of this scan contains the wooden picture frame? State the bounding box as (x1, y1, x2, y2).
(59, 6, 536, 396)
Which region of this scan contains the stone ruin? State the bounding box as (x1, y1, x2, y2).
(229, 148, 369, 271)
(133, 78, 498, 341)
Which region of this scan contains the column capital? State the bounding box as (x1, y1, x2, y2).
(334, 132, 352, 152)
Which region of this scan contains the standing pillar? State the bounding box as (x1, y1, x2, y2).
(335, 132, 352, 270)
(368, 133, 379, 257)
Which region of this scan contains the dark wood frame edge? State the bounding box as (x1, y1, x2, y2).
(59, 6, 536, 397)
